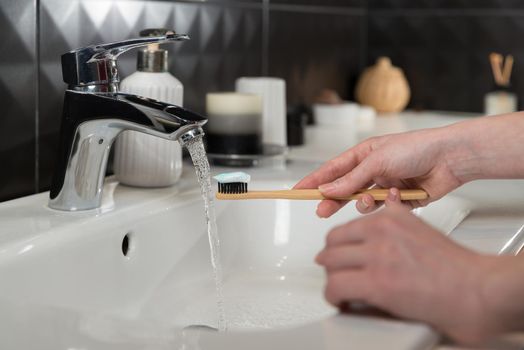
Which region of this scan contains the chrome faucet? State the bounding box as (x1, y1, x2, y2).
(49, 31, 207, 211)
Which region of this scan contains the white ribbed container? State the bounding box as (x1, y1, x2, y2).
(114, 71, 184, 187)
(236, 77, 287, 147)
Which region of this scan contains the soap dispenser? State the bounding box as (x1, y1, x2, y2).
(114, 28, 184, 187)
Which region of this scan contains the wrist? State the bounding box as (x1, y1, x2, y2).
(433, 122, 481, 185)
(444, 112, 524, 182)
(480, 256, 524, 336)
(445, 255, 523, 344)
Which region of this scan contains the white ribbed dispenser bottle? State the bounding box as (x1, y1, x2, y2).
(114, 29, 184, 187)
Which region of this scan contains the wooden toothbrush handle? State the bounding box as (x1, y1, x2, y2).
(216, 189, 428, 201)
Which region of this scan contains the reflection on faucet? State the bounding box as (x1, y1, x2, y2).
(49, 32, 208, 211)
(49, 90, 207, 212)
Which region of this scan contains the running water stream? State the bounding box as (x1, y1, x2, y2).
(184, 135, 227, 332)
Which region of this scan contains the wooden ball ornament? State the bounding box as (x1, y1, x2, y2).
(355, 57, 411, 114)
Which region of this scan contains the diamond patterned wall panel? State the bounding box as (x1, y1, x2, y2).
(0, 0, 36, 201)
(368, 12, 524, 112)
(268, 8, 365, 105)
(38, 0, 263, 191)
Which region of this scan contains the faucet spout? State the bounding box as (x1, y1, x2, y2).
(49, 90, 207, 211)
(51, 31, 203, 211)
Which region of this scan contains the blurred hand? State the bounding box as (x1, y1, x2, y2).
(294, 127, 468, 218)
(316, 196, 523, 344)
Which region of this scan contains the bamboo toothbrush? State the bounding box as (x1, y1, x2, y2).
(213, 172, 428, 201)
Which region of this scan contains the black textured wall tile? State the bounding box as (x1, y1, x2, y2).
(268, 9, 365, 105)
(370, 0, 524, 9)
(189, 0, 262, 3)
(469, 16, 524, 51)
(270, 0, 366, 7)
(0, 0, 36, 201)
(172, 3, 263, 115)
(368, 10, 524, 112)
(369, 15, 438, 48)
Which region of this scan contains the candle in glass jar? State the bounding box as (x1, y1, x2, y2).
(206, 92, 263, 155)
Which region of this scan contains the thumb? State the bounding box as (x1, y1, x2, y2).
(318, 158, 380, 198)
(384, 187, 402, 207)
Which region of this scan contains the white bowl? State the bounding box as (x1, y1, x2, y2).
(313, 102, 360, 127)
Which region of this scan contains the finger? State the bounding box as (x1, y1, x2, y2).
(356, 183, 385, 214)
(403, 201, 424, 209)
(324, 270, 373, 307)
(316, 199, 349, 218)
(325, 221, 369, 247)
(384, 187, 401, 207)
(384, 187, 418, 210)
(316, 245, 370, 270)
(294, 147, 366, 189)
(319, 157, 381, 199)
(317, 179, 376, 217)
(356, 194, 378, 214)
(381, 202, 415, 227)
(339, 302, 396, 318)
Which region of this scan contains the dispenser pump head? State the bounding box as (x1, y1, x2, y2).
(137, 28, 172, 72)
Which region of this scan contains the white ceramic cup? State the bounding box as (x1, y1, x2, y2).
(313, 102, 360, 127)
(236, 77, 287, 147)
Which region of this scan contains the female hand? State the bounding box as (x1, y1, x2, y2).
(316, 196, 524, 344)
(295, 127, 469, 218)
(296, 112, 524, 218)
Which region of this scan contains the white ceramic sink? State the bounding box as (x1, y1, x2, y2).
(0, 171, 474, 350)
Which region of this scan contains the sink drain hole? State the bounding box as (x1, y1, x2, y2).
(121, 233, 134, 257)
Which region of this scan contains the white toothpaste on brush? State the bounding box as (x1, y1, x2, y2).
(213, 172, 251, 184)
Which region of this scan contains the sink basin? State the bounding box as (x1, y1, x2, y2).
(0, 174, 472, 349)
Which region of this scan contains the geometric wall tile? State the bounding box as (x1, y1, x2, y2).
(0, 0, 36, 201)
(268, 7, 365, 105)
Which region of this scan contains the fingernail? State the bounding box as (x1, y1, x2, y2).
(388, 188, 398, 201)
(363, 196, 372, 208)
(319, 183, 335, 193)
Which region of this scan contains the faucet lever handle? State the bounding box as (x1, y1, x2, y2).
(61, 30, 189, 89)
(88, 31, 189, 61)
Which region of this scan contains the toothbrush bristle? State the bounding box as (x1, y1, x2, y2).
(217, 182, 248, 194)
